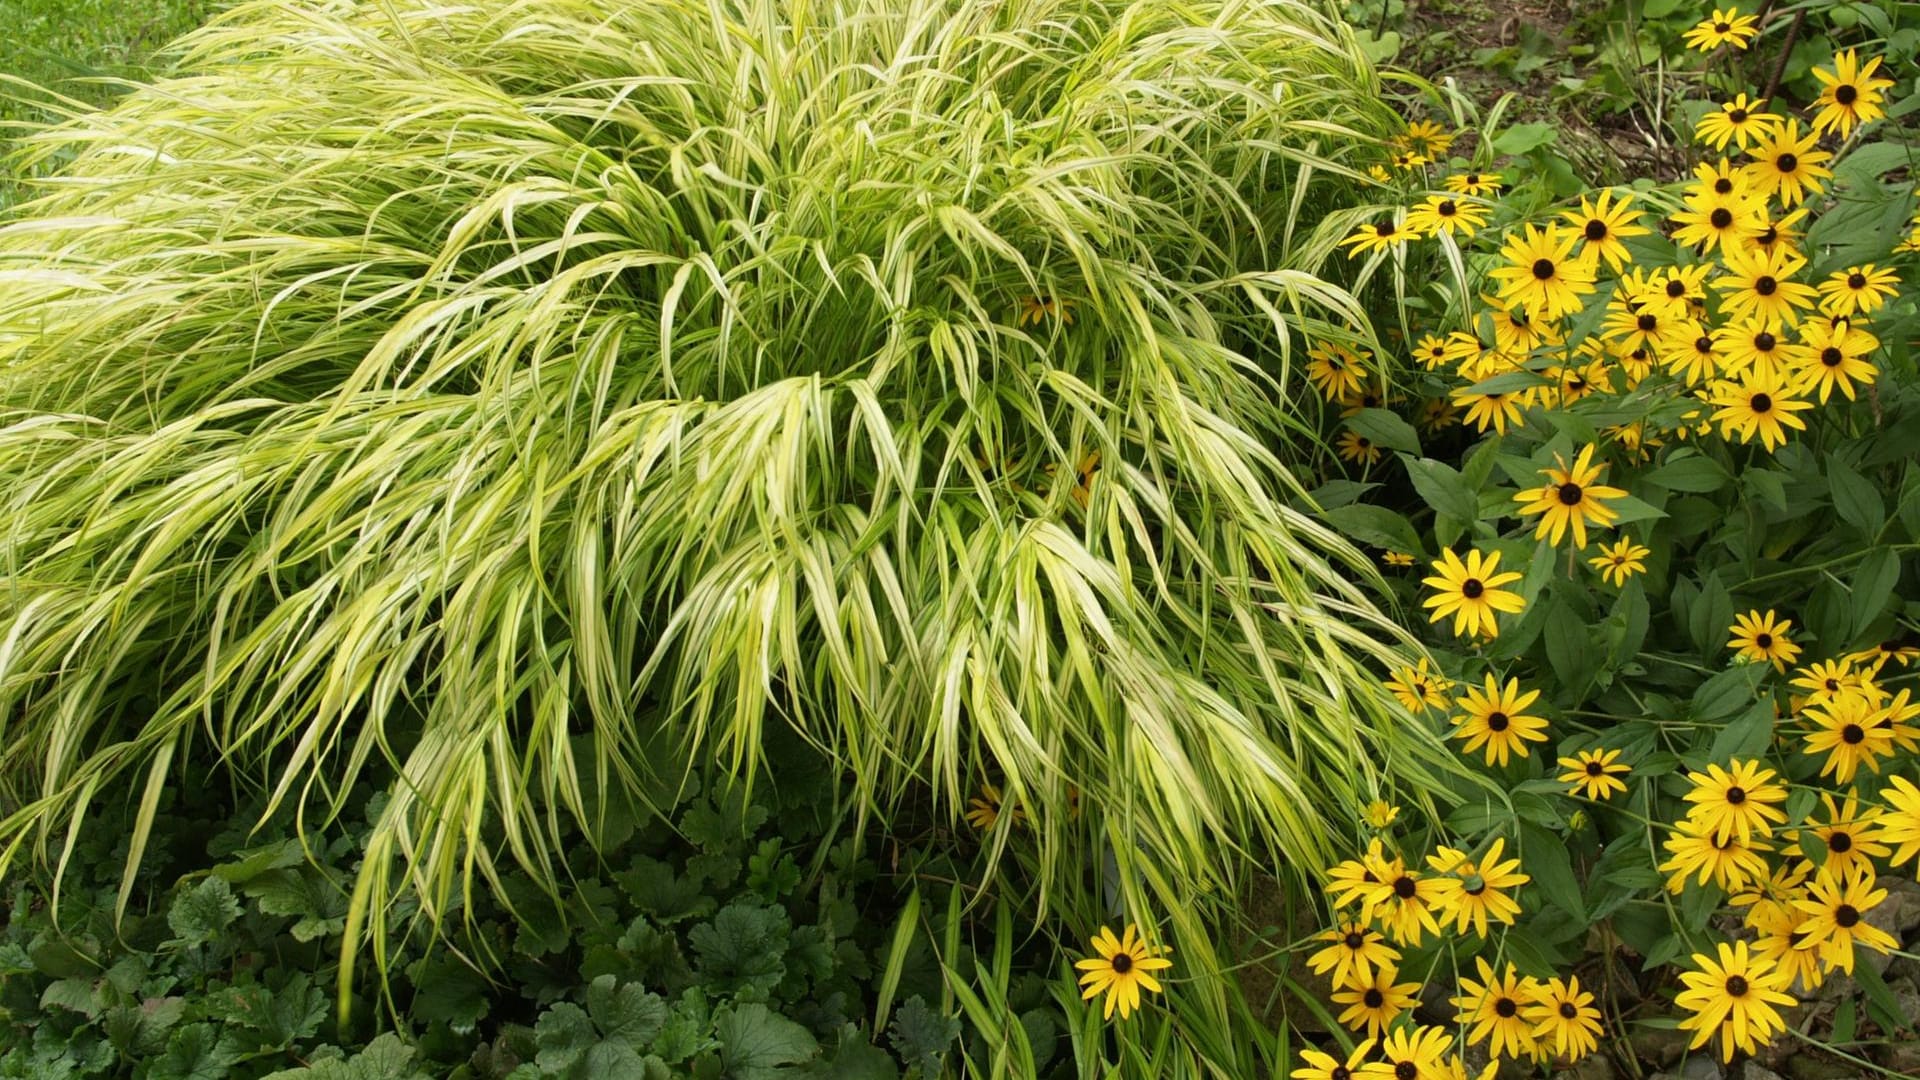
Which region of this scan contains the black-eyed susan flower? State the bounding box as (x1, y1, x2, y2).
(1451, 386, 1528, 436)
(1749, 902, 1826, 993)
(1489, 224, 1596, 320)
(1817, 264, 1899, 319)
(1443, 171, 1503, 196)
(1400, 119, 1454, 158)
(1587, 538, 1649, 587)
(1713, 318, 1805, 382)
(1383, 551, 1417, 568)
(1878, 688, 1920, 751)
(1563, 189, 1649, 272)
(1674, 941, 1797, 1062)
(1683, 757, 1789, 844)
(1665, 331, 1723, 385)
(1643, 263, 1716, 320)
(1512, 445, 1627, 549)
(1019, 296, 1075, 326)
(1389, 149, 1429, 172)
(1306, 343, 1371, 401)
(1344, 217, 1414, 257)
(1661, 818, 1774, 892)
(1423, 549, 1525, 639)
(1523, 975, 1602, 1060)
(1548, 359, 1609, 405)
(1728, 609, 1803, 671)
(1414, 395, 1462, 435)
(1291, 1039, 1374, 1080)
(1695, 93, 1780, 151)
(1405, 194, 1489, 238)
(1363, 800, 1401, 829)
(1741, 206, 1808, 260)
(1384, 658, 1451, 712)
(1709, 371, 1812, 451)
(1730, 858, 1813, 930)
(1602, 300, 1692, 359)
(1789, 659, 1874, 710)
(1359, 854, 1448, 946)
(1793, 319, 1878, 403)
(1881, 776, 1920, 868)
(1715, 244, 1818, 327)
(1794, 789, 1889, 881)
(1074, 923, 1171, 1020)
(1809, 49, 1895, 138)
(1795, 867, 1897, 974)
(1485, 303, 1562, 355)
(1325, 838, 1393, 909)
(966, 782, 1024, 829)
(1801, 690, 1896, 783)
(1307, 920, 1401, 990)
(1744, 121, 1831, 207)
(1332, 964, 1420, 1036)
(1427, 837, 1528, 935)
(1671, 194, 1765, 255)
(1558, 747, 1631, 799)
(1450, 675, 1548, 766)
(1413, 332, 1470, 371)
(1682, 7, 1760, 51)
(1336, 430, 1383, 466)
(1364, 1025, 1454, 1080)
(1845, 638, 1920, 672)
(1686, 157, 1753, 208)
(1451, 957, 1541, 1061)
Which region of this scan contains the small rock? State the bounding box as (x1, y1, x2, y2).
(1550, 1054, 1615, 1080)
(1738, 1062, 1784, 1080)
(1878, 875, 1920, 936)
(1884, 1039, 1920, 1074)
(1780, 1054, 1863, 1080)
(1629, 1023, 1693, 1068)
(1649, 1057, 1722, 1080)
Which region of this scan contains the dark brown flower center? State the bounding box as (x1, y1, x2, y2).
(1726, 786, 1748, 805)
(1751, 393, 1773, 413)
(1841, 723, 1865, 745)
(1696, 336, 1714, 353)
(1726, 975, 1749, 997)
(1558, 483, 1584, 505)
(1111, 952, 1133, 973)
(1375, 222, 1396, 237)
(1714, 21, 1731, 32)
(1668, 279, 1689, 298)
(1396, 1063, 1419, 1080)
(1711, 208, 1734, 229)
(1638, 313, 1658, 331)
(1823, 347, 1844, 367)
(1759, 226, 1778, 245)
(1776, 153, 1799, 173)
(1714, 177, 1735, 195)
(1393, 875, 1418, 899)
(1587, 760, 1606, 776)
(1835, 84, 1859, 105)
(1466, 173, 1480, 184)
(1836, 904, 1860, 928)
(1495, 997, 1518, 1017)
(1364, 988, 1385, 1007)
(1848, 272, 1867, 289)
(1825, 678, 1841, 692)
(1345, 931, 1366, 949)
(1462, 578, 1485, 598)
(1487, 711, 1511, 732)
(1439, 200, 1458, 215)
(1729, 108, 1748, 122)
(1753, 332, 1777, 351)
(1532, 258, 1557, 280)
(1586, 219, 1609, 241)
(1332, 1068, 1352, 1080)
(1559, 1002, 1578, 1019)
(1828, 831, 1853, 853)
(1755, 276, 1777, 296)
(1754, 632, 1773, 648)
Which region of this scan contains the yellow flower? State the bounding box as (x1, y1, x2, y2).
(1588, 538, 1649, 587)
(1361, 1025, 1455, 1080)
(1451, 387, 1528, 436)
(1674, 941, 1797, 1062)
(1336, 429, 1383, 466)
(1788, 659, 1875, 710)
(1682, 8, 1761, 51)
(1671, 194, 1765, 255)
(1344, 217, 1414, 257)
(1727, 608, 1802, 672)
(1708, 371, 1813, 451)
(1817, 263, 1899, 319)
(1881, 776, 1920, 868)
(1363, 800, 1402, 829)
(1695, 93, 1780, 151)
(1306, 920, 1401, 990)
(1661, 818, 1774, 893)
(1791, 789, 1889, 881)
(1794, 867, 1898, 975)
(1682, 757, 1788, 844)
(1792, 319, 1878, 403)
(1809, 49, 1895, 138)
(1558, 747, 1630, 799)
(1522, 975, 1602, 1060)
(1332, 964, 1421, 1036)
(1801, 690, 1896, 783)
(1512, 445, 1628, 549)
(1450, 675, 1549, 767)
(1422, 549, 1526, 640)
(1743, 121, 1831, 208)
(1562, 189, 1649, 271)
(1443, 171, 1503, 196)
(1384, 657, 1452, 712)
(1400, 120, 1455, 158)
(1713, 318, 1806, 383)
(1019, 295, 1075, 326)
(1291, 1040, 1375, 1080)
(1426, 837, 1529, 936)
(1489, 224, 1596, 320)
(1306, 343, 1371, 401)
(965, 782, 1025, 829)
(1358, 854, 1448, 946)
(1715, 244, 1818, 328)
(1405, 194, 1489, 238)
(1383, 550, 1417, 568)
(1450, 957, 1541, 1061)
(1074, 924, 1171, 1020)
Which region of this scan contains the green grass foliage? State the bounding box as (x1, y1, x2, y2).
(0, 0, 1465, 1051)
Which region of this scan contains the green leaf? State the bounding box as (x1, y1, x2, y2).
(1707, 700, 1775, 764)
(1318, 504, 1423, 555)
(715, 1004, 818, 1080)
(1400, 455, 1480, 523)
(167, 878, 242, 948)
(1850, 548, 1901, 639)
(1520, 823, 1585, 921)
(1691, 665, 1763, 724)
(408, 956, 493, 1036)
(1543, 598, 1596, 698)
(1852, 955, 1908, 1036)
(1643, 455, 1729, 493)
(1492, 122, 1557, 155)
(536, 1003, 600, 1074)
(803, 1026, 899, 1080)
(262, 1034, 431, 1080)
(1605, 494, 1667, 526)
(1829, 459, 1884, 537)
(588, 975, 667, 1048)
(1465, 369, 1552, 396)
(242, 868, 347, 942)
(688, 903, 789, 996)
(150, 1024, 236, 1080)
(887, 997, 959, 1080)
(1345, 408, 1420, 454)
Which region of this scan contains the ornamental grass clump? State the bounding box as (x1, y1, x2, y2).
(0, 0, 1458, 1027)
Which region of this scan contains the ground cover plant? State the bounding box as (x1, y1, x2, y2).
(2, 0, 1920, 1077)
